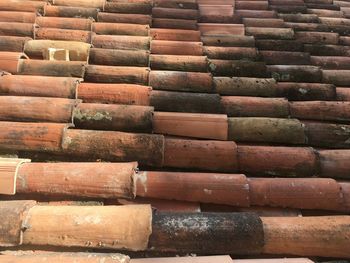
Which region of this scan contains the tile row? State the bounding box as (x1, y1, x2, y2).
(1, 158, 349, 211)
(0, 200, 349, 258)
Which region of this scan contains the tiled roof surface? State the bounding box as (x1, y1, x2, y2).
(0, 0, 349, 261)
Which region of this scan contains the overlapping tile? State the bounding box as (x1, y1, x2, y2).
(0, 0, 349, 261)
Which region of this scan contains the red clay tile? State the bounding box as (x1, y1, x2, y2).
(131, 256, 233, 263)
(149, 70, 213, 92)
(150, 55, 208, 72)
(268, 65, 322, 82)
(204, 46, 258, 60)
(323, 70, 350, 86)
(0, 36, 31, 52)
(153, 111, 228, 140)
(304, 44, 350, 56)
(150, 28, 201, 41)
(52, 0, 105, 8)
(209, 59, 268, 77)
(0, 75, 78, 98)
(238, 145, 317, 177)
(17, 162, 137, 199)
(0, 200, 36, 246)
(271, 0, 305, 5)
(0, 252, 130, 263)
(256, 39, 304, 51)
(242, 18, 285, 27)
(307, 8, 344, 17)
(270, 5, 307, 13)
(104, 1, 152, 14)
(74, 103, 154, 132)
(89, 48, 149, 67)
(152, 18, 198, 30)
(197, 0, 234, 4)
(0, 52, 28, 73)
(236, 10, 277, 18)
(284, 22, 328, 32)
(0, 11, 36, 23)
(0, 122, 67, 152)
(304, 121, 350, 148)
(311, 56, 350, 69)
(164, 138, 238, 172)
(337, 87, 350, 101)
(199, 4, 234, 23)
(320, 17, 350, 26)
(35, 28, 91, 43)
(248, 177, 344, 210)
(0, 52, 28, 61)
(222, 97, 289, 117)
(22, 204, 152, 250)
(228, 117, 306, 144)
(17, 60, 86, 77)
(198, 23, 245, 35)
(214, 77, 277, 96)
(0, 22, 34, 37)
(151, 40, 203, 55)
(318, 150, 350, 179)
(84, 65, 149, 84)
(295, 31, 339, 45)
(0, 0, 46, 13)
(97, 12, 152, 25)
(92, 22, 149, 36)
(260, 51, 311, 65)
(136, 171, 249, 206)
(245, 27, 294, 39)
(62, 129, 164, 166)
(154, 0, 198, 9)
(150, 90, 222, 113)
(0, 96, 76, 123)
(24, 40, 91, 61)
(77, 83, 151, 105)
(262, 216, 350, 258)
(35, 17, 92, 31)
(290, 101, 350, 122)
(92, 35, 150, 50)
(276, 82, 336, 101)
(278, 13, 319, 23)
(201, 35, 255, 47)
(152, 7, 199, 20)
(44, 5, 98, 19)
(236, 1, 269, 10)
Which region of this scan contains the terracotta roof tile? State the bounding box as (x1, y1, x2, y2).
(0, 11, 36, 23)
(97, 12, 152, 24)
(0, 252, 130, 263)
(0, 0, 350, 259)
(131, 256, 233, 263)
(44, 5, 99, 19)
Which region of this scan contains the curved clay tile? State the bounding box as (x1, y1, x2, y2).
(0, 252, 130, 263)
(24, 40, 91, 61)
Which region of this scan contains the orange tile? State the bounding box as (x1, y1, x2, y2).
(164, 137, 238, 172)
(153, 111, 228, 140)
(136, 171, 249, 206)
(77, 83, 151, 105)
(238, 145, 317, 177)
(131, 256, 233, 263)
